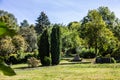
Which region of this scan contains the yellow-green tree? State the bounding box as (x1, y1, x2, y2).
(81, 10, 106, 55)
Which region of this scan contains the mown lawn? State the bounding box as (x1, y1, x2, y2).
(1, 60, 120, 80)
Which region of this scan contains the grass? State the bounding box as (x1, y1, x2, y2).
(1, 59, 120, 80)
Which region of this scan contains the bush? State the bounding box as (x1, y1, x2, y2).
(79, 48, 96, 58)
(4, 54, 17, 65)
(111, 57, 116, 63)
(5, 51, 39, 65)
(27, 57, 40, 67)
(43, 56, 51, 66)
(95, 57, 116, 63)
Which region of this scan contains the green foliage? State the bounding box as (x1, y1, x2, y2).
(0, 22, 16, 37)
(43, 56, 51, 66)
(0, 10, 18, 29)
(27, 57, 39, 67)
(0, 34, 27, 59)
(61, 24, 85, 54)
(111, 57, 116, 63)
(35, 11, 50, 34)
(79, 48, 96, 58)
(0, 60, 16, 76)
(0, 36, 15, 57)
(38, 29, 50, 66)
(51, 24, 61, 65)
(5, 51, 39, 64)
(80, 9, 116, 56)
(68, 21, 81, 31)
(20, 19, 29, 27)
(19, 25, 38, 52)
(98, 6, 116, 29)
(12, 35, 27, 52)
(0, 22, 16, 76)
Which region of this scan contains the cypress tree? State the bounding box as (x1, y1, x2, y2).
(38, 29, 50, 66)
(51, 24, 61, 65)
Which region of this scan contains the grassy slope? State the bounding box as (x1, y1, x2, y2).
(1, 60, 120, 80)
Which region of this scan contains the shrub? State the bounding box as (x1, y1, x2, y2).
(111, 57, 116, 63)
(95, 57, 116, 63)
(105, 54, 111, 58)
(43, 56, 51, 66)
(27, 57, 40, 67)
(79, 48, 96, 58)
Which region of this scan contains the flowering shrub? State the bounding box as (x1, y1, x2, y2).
(27, 57, 40, 67)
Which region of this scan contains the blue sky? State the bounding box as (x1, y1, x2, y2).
(0, 0, 120, 25)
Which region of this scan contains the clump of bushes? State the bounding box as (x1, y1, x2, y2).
(27, 57, 40, 67)
(79, 48, 96, 58)
(5, 51, 39, 65)
(95, 54, 116, 63)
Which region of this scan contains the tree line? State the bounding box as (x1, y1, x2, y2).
(0, 6, 120, 67)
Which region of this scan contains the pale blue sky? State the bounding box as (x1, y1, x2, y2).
(0, 0, 120, 25)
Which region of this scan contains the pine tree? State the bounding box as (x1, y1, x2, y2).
(35, 12, 50, 34)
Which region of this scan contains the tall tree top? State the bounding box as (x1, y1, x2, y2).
(36, 11, 50, 27)
(35, 11, 50, 34)
(20, 19, 29, 27)
(0, 10, 18, 29)
(98, 6, 116, 25)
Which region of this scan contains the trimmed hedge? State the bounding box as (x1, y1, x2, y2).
(95, 57, 116, 63)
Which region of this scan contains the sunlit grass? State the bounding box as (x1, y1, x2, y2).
(1, 60, 120, 80)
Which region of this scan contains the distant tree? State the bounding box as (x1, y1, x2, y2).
(68, 21, 81, 31)
(35, 12, 50, 34)
(20, 19, 29, 27)
(51, 24, 61, 65)
(0, 10, 18, 29)
(97, 6, 116, 29)
(38, 29, 50, 66)
(113, 19, 120, 40)
(0, 36, 15, 57)
(19, 25, 38, 52)
(98, 28, 118, 56)
(12, 35, 27, 53)
(81, 10, 106, 55)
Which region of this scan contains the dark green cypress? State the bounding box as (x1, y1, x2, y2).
(38, 29, 50, 66)
(51, 24, 61, 65)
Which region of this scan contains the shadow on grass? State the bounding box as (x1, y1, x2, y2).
(60, 62, 91, 65)
(14, 65, 43, 70)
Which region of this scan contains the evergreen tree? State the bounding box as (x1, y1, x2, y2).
(35, 12, 50, 34)
(38, 29, 50, 66)
(19, 25, 38, 52)
(51, 24, 61, 65)
(20, 19, 29, 27)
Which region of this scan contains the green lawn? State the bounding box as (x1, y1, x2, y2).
(1, 60, 120, 80)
